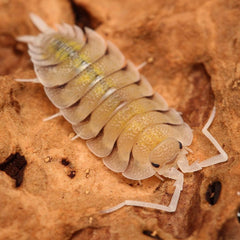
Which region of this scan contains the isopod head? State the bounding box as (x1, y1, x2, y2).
(150, 138, 182, 171)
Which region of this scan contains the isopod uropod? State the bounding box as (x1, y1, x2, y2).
(16, 14, 228, 213)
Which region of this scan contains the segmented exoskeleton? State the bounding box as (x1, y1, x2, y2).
(17, 14, 228, 213)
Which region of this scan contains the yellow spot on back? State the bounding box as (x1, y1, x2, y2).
(47, 35, 83, 63)
(138, 127, 167, 150)
(74, 62, 105, 86)
(93, 81, 109, 97)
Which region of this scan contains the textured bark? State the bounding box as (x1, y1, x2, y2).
(0, 0, 239, 239)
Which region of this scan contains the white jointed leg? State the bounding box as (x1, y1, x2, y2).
(15, 78, 39, 83)
(155, 173, 164, 181)
(71, 135, 79, 141)
(43, 112, 62, 121)
(137, 61, 147, 70)
(199, 106, 228, 167)
(16, 35, 36, 43)
(100, 168, 184, 214)
(29, 13, 53, 32)
(177, 154, 202, 173)
(178, 107, 228, 173)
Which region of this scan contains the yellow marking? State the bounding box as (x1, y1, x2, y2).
(72, 56, 85, 68)
(47, 35, 84, 63)
(111, 102, 146, 130)
(75, 63, 105, 86)
(105, 78, 114, 88)
(46, 35, 109, 89)
(103, 96, 121, 114)
(76, 70, 95, 85)
(128, 102, 145, 115)
(92, 81, 110, 97)
(90, 77, 115, 98)
(93, 64, 104, 76)
(138, 127, 167, 150)
(125, 119, 145, 135)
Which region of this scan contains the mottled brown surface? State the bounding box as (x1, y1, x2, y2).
(0, 0, 240, 239)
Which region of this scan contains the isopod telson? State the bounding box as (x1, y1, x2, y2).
(16, 13, 228, 214)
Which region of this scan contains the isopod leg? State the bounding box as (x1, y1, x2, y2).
(178, 107, 228, 173)
(177, 155, 202, 173)
(29, 13, 53, 33)
(137, 61, 147, 70)
(16, 35, 36, 43)
(15, 78, 39, 83)
(71, 135, 79, 141)
(43, 112, 62, 121)
(155, 173, 164, 181)
(100, 168, 183, 214)
(199, 106, 228, 167)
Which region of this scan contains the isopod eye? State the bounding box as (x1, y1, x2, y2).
(178, 141, 183, 149)
(151, 162, 160, 168)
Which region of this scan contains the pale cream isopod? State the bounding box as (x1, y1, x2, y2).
(16, 14, 228, 214)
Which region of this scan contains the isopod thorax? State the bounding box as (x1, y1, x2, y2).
(16, 14, 228, 213)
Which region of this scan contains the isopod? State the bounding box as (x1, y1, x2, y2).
(16, 14, 228, 213)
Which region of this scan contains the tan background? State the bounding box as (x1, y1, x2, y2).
(0, 0, 240, 239)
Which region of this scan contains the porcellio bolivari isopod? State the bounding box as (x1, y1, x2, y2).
(17, 14, 228, 213)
